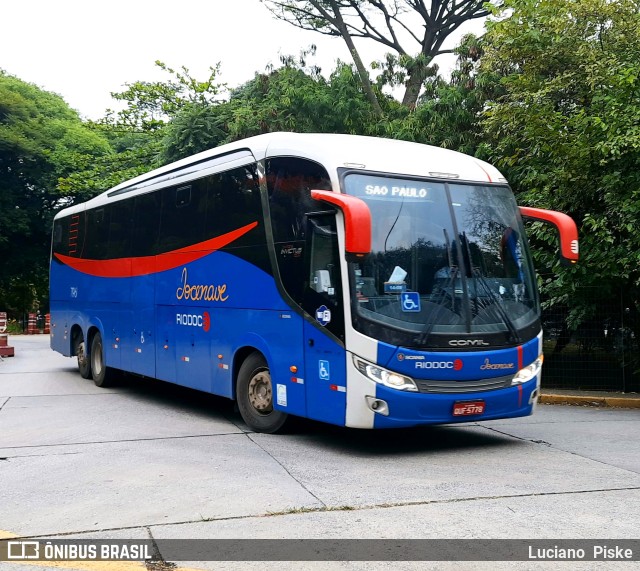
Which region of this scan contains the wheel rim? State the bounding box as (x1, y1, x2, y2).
(247, 370, 273, 415)
(77, 341, 88, 368)
(92, 341, 103, 377)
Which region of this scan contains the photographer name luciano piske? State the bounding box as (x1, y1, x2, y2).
(0, 539, 638, 562)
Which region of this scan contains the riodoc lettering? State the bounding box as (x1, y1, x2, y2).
(176, 311, 211, 332)
(176, 268, 228, 302)
(416, 359, 463, 370)
(177, 314, 202, 327)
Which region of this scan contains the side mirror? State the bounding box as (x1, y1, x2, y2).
(311, 190, 372, 257)
(519, 206, 579, 265)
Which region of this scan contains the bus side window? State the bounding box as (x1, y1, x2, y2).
(159, 181, 207, 253)
(132, 192, 161, 257)
(207, 165, 263, 246)
(106, 200, 132, 260)
(266, 157, 331, 303)
(309, 218, 338, 298)
(302, 214, 345, 340)
(84, 208, 110, 260)
(266, 157, 331, 244)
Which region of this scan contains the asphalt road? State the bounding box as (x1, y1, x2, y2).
(0, 335, 638, 570)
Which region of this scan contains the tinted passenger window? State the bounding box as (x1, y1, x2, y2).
(158, 181, 208, 252)
(106, 199, 132, 259)
(131, 192, 161, 257)
(52, 212, 85, 258)
(266, 157, 331, 302)
(84, 208, 110, 259)
(266, 157, 331, 243)
(207, 164, 263, 247)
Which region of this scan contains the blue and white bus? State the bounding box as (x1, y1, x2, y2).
(50, 133, 578, 433)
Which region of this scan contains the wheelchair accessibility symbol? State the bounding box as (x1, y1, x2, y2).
(319, 360, 331, 381)
(401, 292, 421, 312)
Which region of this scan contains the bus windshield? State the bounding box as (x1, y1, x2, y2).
(343, 173, 540, 349)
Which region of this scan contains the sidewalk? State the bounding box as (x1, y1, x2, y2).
(540, 389, 640, 409)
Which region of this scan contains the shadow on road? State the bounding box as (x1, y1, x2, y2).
(104, 372, 520, 457)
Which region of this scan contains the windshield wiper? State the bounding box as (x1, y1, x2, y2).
(414, 264, 459, 347)
(461, 232, 522, 345)
(414, 229, 459, 347)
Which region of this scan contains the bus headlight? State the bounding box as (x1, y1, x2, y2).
(353, 356, 418, 392)
(512, 355, 544, 385)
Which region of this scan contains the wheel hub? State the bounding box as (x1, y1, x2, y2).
(248, 371, 273, 414)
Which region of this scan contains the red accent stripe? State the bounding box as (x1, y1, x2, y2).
(54, 221, 258, 278)
(517, 345, 523, 370)
(474, 161, 493, 182)
(517, 384, 523, 407)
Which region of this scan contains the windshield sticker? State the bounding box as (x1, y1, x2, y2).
(384, 283, 406, 293)
(315, 305, 332, 326)
(401, 292, 421, 312)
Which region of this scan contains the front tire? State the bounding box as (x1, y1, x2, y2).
(90, 332, 114, 388)
(236, 353, 288, 433)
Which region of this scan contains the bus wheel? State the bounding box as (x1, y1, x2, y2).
(237, 353, 288, 433)
(76, 336, 91, 379)
(90, 332, 114, 388)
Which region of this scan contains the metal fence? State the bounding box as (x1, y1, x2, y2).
(541, 291, 639, 393)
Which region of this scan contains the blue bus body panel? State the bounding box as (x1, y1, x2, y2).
(51, 249, 542, 430)
(368, 336, 541, 428)
(303, 321, 347, 426)
(371, 378, 537, 429)
(50, 251, 306, 417)
(376, 336, 540, 381)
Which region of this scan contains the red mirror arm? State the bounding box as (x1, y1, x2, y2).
(311, 190, 372, 256)
(519, 206, 579, 264)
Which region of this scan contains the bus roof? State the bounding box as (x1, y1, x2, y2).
(55, 132, 507, 218)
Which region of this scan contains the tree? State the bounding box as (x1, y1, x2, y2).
(478, 0, 640, 364)
(225, 62, 374, 139)
(382, 33, 488, 151)
(103, 61, 226, 132)
(262, 0, 494, 109)
(0, 71, 110, 314)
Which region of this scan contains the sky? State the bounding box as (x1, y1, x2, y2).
(1, 0, 484, 120)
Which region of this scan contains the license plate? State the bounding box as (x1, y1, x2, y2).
(453, 400, 485, 416)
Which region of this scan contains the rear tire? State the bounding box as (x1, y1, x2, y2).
(236, 353, 288, 433)
(90, 332, 114, 388)
(76, 335, 91, 379)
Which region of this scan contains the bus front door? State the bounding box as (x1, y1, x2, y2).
(302, 214, 347, 427)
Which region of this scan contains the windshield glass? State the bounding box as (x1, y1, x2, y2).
(343, 173, 539, 348)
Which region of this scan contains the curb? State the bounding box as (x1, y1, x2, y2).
(540, 393, 640, 409)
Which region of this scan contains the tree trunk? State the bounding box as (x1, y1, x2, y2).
(344, 36, 385, 118)
(329, 4, 384, 118)
(401, 70, 427, 109)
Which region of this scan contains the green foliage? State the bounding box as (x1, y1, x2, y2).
(380, 35, 488, 153)
(479, 0, 640, 341)
(103, 61, 226, 132)
(0, 71, 111, 314)
(161, 55, 387, 164)
(160, 103, 228, 163)
(263, 0, 495, 108)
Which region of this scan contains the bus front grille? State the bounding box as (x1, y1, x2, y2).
(415, 374, 514, 394)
